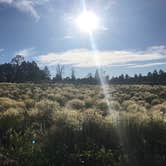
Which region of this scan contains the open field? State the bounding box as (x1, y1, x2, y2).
(0, 83, 166, 166)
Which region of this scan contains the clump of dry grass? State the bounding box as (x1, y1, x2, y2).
(0, 97, 25, 111)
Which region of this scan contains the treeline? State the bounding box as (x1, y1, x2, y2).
(0, 55, 166, 84)
(0, 55, 50, 82)
(110, 70, 166, 85)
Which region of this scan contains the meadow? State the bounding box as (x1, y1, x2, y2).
(0, 83, 166, 166)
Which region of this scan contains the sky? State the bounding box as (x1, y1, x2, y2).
(0, 0, 166, 78)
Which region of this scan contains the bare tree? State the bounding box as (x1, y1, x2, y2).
(71, 68, 76, 81)
(55, 64, 64, 81)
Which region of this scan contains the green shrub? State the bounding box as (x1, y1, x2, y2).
(159, 90, 166, 99)
(33, 100, 61, 127)
(35, 100, 60, 112)
(96, 100, 108, 111)
(0, 97, 24, 109)
(0, 83, 166, 166)
(24, 99, 35, 108)
(122, 100, 135, 110)
(151, 98, 161, 105)
(145, 93, 158, 104)
(0, 108, 23, 129)
(53, 110, 82, 129)
(127, 103, 138, 112)
(96, 100, 109, 116)
(84, 97, 94, 108)
(110, 101, 121, 111)
(66, 99, 85, 110)
(54, 94, 67, 106)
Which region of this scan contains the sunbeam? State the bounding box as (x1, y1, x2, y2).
(78, 0, 113, 114)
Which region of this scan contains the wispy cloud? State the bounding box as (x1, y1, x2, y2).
(128, 62, 166, 68)
(0, 0, 49, 20)
(38, 46, 166, 68)
(63, 35, 73, 39)
(109, 63, 136, 67)
(15, 48, 35, 57)
(0, 48, 4, 53)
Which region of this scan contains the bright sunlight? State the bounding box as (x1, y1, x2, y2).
(75, 11, 99, 33)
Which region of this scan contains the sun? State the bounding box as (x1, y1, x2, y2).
(75, 11, 99, 33)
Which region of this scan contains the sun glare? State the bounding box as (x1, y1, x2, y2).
(75, 11, 99, 33)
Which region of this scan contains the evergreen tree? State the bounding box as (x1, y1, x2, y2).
(43, 66, 51, 80)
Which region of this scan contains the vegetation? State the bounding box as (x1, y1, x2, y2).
(0, 83, 166, 165)
(1, 55, 166, 85)
(110, 70, 166, 85)
(0, 55, 50, 83)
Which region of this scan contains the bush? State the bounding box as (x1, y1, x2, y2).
(145, 93, 158, 104)
(0, 97, 25, 110)
(151, 98, 161, 105)
(122, 100, 135, 110)
(0, 108, 23, 129)
(96, 100, 109, 116)
(160, 106, 166, 115)
(24, 99, 35, 108)
(0, 83, 166, 166)
(127, 103, 138, 112)
(53, 110, 82, 129)
(35, 100, 60, 112)
(84, 97, 94, 108)
(159, 90, 166, 99)
(54, 94, 67, 106)
(66, 99, 85, 110)
(110, 101, 121, 111)
(34, 100, 60, 127)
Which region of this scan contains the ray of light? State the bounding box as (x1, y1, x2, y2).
(80, 0, 112, 114)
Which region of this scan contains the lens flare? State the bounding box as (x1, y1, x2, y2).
(75, 11, 99, 33)
(77, 0, 113, 115)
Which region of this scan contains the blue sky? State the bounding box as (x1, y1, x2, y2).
(0, 0, 166, 78)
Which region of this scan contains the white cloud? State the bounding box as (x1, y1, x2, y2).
(109, 63, 136, 67)
(63, 35, 73, 39)
(15, 48, 35, 57)
(128, 62, 166, 68)
(38, 46, 166, 68)
(0, 0, 49, 20)
(0, 48, 4, 52)
(0, 48, 4, 57)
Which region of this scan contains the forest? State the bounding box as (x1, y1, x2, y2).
(0, 55, 166, 85)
